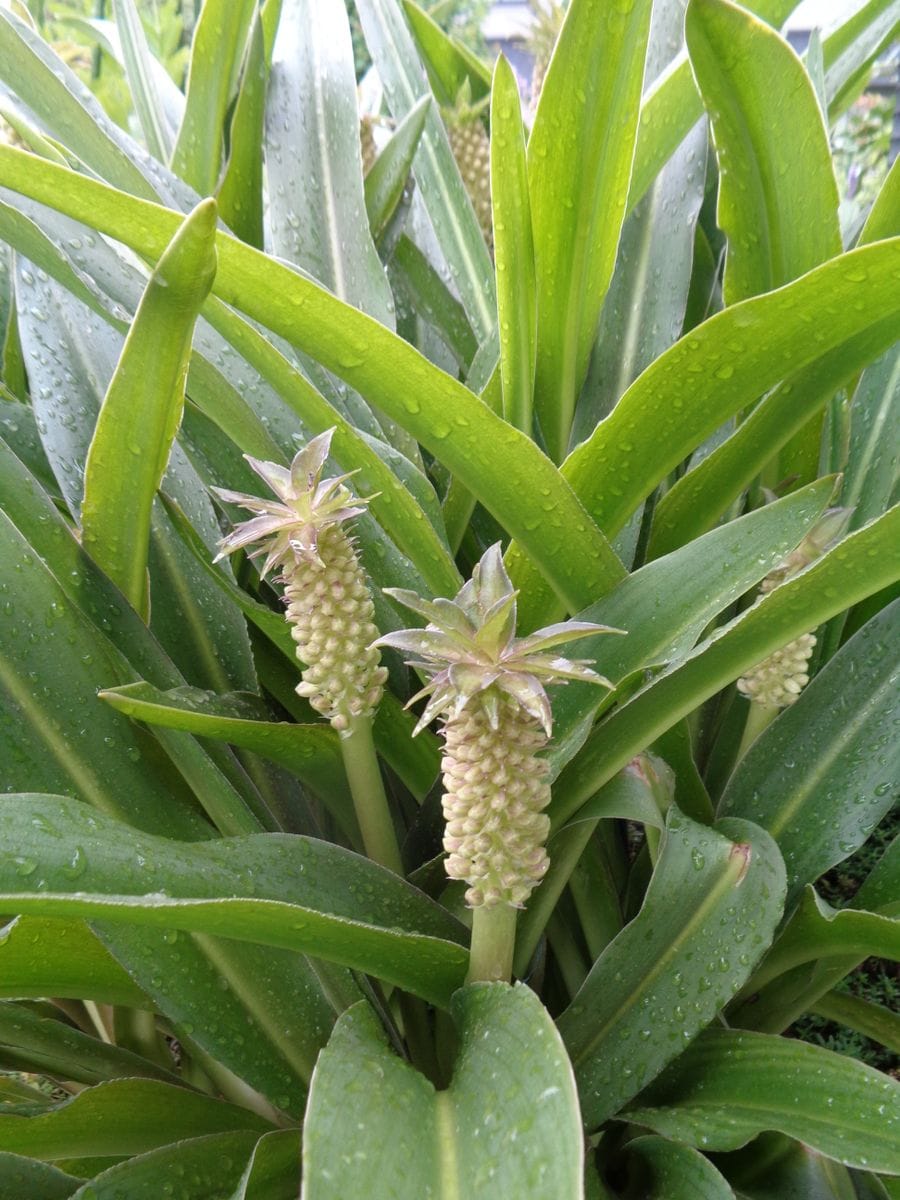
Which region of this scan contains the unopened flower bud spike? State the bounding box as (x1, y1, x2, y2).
(736, 507, 853, 757)
(214, 428, 402, 875)
(376, 543, 623, 983)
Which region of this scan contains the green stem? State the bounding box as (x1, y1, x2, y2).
(514, 820, 595, 977)
(341, 716, 404, 875)
(736, 700, 779, 762)
(467, 904, 517, 984)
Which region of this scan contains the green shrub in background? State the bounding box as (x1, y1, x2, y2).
(0, 0, 898, 1196)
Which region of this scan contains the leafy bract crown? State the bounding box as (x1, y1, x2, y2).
(213, 428, 368, 578)
(378, 544, 621, 735)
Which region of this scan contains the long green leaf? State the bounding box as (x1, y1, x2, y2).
(266, 0, 394, 331)
(0, 9, 156, 199)
(491, 54, 535, 435)
(0, 917, 145, 1007)
(625, 1029, 900, 1172)
(302, 984, 583, 1199)
(111, 0, 177, 161)
(558, 808, 785, 1129)
(170, 0, 256, 195)
(810, 991, 900, 1055)
(68, 1133, 268, 1200)
(400, 0, 491, 106)
(713, 1130, 867, 1200)
(0, 1081, 269, 1161)
(99, 683, 358, 842)
(546, 477, 834, 771)
(553, 505, 900, 826)
(623, 1136, 735, 1199)
(686, 0, 840, 305)
(81, 199, 216, 614)
(717, 599, 900, 905)
(0, 1154, 82, 1199)
(0, 1001, 179, 1087)
(364, 94, 431, 242)
(217, 11, 270, 248)
(527, 0, 653, 461)
(751, 887, 900, 992)
(221, 1130, 300, 1200)
(356, 0, 495, 342)
(509, 238, 900, 621)
(0, 145, 625, 611)
(646, 321, 897, 558)
(0, 795, 468, 1008)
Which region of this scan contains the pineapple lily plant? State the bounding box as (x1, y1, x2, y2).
(0, 0, 898, 1196)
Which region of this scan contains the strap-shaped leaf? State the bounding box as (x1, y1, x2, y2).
(0, 145, 625, 612)
(545, 476, 834, 771)
(624, 1029, 900, 1172)
(265, 0, 394, 332)
(623, 1136, 735, 1199)
(0, 1153, 82, 1199)
(400, 0, 491, 106)
(81, 199, 217, 615)
(751, 887, 900, 992)
(686, 0, 840, 306)
(717, 599, 900, 905)
(110, 0, 178, 162)
(527, 0, 653, 461)
(0, 1001, 180, 1087)
(491, 55, 535, 435)
(0, 917, 145, 1007)
(99, 683, 359, 843)
(356, 0, 495, 342)
(553, 504, 900, 827)
(0, 795, 468, 1008)
(302, 984, 583, 1199)
(558, 808, 785, 1129)
(0, 1080, 270, 1161)
(170, 0, 257, 195)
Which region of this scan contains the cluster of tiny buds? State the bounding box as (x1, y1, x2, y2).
(737, 632, 816, 709)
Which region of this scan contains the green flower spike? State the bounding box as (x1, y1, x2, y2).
(377, 544, 622, 909)
(214, 429, 387, 735)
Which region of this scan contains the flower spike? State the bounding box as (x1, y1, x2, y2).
(377, 544, 623, 908)
(214, 429, 386, 734)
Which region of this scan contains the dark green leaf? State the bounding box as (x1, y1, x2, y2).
(365, 95, 430, 242)
(302, 984, 583, 1198)
(81, 199, 217, 614)
(0, 917, 145, 1007)
(171, 0, 257, 195)
(0, 1001, 180, 1087)
(717, 600, 900, 906)
(527, 0, 653, 461)
(0, 1080, 270, 1161)
(558, 808, 786, 1129)
(625, 1029, 900, 1172)
(553, 506, 900, 826)
(0, 795, 468, 1008)
(0, 1153, 82, 1200)
(624, 1135, 735, 1199)
(68, 1133, 266, 1200)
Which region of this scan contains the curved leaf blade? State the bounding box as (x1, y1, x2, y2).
(717, 599, 900, 905)
(686, 0, 840, 305)
(81, 199, 217, 614)
(558, 808, 786, 1129)
(0, 917, 145, 1006)
(553, 505, 900, 826)
(491, 54, 535, 435)
(0, 1080, 270, 1161)
(527, 0, 653, 461)
(623, 1136, 735, 1199)
(302, 984, 583, 1199)
(625, 1029, 900, 1172)
(0, 795, 468, 1008)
